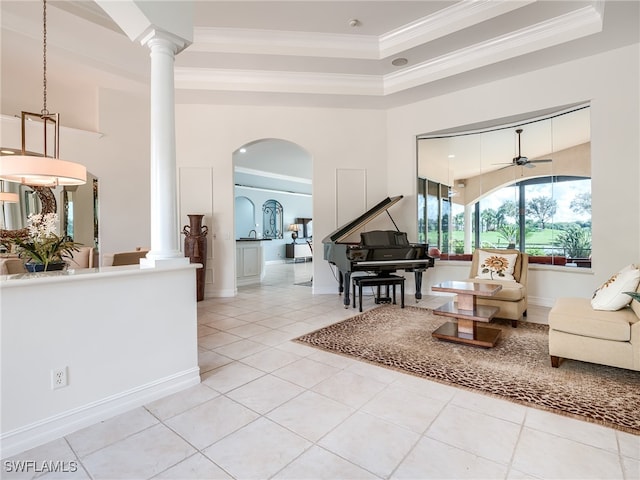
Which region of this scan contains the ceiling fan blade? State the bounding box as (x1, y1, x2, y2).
(529, 159, 553, 163)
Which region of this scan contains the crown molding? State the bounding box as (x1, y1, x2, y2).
(384, 4, 604, 94)
(190, 0, 535, 60)
(190, 27, 378, 59)
(175, 68, 381, 95)
(176, 3, 603, 98)
(379, 0, 535, 58)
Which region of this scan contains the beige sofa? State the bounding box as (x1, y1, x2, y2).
(549, 286, 640, 371)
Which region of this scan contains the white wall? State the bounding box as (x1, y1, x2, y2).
(0, 265, 200, 457)
(387, 44, 640, 306)
(176, 105, 388, 297)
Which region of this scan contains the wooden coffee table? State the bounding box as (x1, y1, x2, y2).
(431, 281, 502, 348)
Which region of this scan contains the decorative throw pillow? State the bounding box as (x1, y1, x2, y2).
(476, 251, 518, 281)
(591, 264, 640, 311)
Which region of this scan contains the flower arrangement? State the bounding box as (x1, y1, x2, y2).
(12, 213, 79, 271)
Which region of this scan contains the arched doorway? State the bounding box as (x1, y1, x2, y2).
(233, 138, 313, 287)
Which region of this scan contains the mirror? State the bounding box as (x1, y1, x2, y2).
(0, 165, 99, 252)
(418, 106, 591, 265)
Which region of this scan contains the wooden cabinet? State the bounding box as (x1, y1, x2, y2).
(285, 242, 312, 259)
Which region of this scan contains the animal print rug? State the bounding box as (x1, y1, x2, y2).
(295, 305, 640, 434)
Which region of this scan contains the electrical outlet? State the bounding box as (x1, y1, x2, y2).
(51, 367, 68, 390)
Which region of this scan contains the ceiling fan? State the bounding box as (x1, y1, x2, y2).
(497, 128, 553, 168)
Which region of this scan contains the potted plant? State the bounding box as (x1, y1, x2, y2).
(625, 291, 640, 303)
(12, 213, 79, 272)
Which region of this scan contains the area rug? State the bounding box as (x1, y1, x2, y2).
(295, 305, 640, 435)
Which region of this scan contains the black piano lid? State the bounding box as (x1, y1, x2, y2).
(322, 195, 404, 244)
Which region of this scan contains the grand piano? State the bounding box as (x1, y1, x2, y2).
(322, 195, 435, 307)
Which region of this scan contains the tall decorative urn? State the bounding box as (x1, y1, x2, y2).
(182, 214, 208, 301)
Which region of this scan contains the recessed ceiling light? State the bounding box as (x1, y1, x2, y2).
(239, 148, 247, 154)
(1, 150, 16, 155)
(392, 58, 408, 67)
(448, 154, 456, 158)
(348, 19, 360, 27)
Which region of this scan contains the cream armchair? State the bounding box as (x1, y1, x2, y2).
(65, 246, 95, 269)
(468, 248, 529, 327)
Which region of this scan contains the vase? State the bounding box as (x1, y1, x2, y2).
(25, 261, 66, 272)
(182, 214, 208, 301)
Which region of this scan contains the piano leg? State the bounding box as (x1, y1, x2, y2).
(414, 270, 423, 301)
(343, 271, 352, 308)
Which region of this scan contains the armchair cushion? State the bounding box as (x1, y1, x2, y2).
(471, 278, 525, 301)
(591, 264, 640, 311)
(550, 297, 636, 342)
(475, 250, 518, 281)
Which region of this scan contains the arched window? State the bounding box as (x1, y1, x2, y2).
(262, 200, 283, 239)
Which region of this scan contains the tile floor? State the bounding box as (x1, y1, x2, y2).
(3, 261, 639, 479)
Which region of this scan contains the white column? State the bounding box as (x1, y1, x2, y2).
(140, 31, 188, 268)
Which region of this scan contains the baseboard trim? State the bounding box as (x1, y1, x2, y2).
(528, 296, 556, 308)
(1, 367, 201, 458)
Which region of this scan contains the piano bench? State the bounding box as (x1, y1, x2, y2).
(352, 275, 405, 312)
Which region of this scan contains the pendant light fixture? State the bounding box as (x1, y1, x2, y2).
(0, 0, 86, 187)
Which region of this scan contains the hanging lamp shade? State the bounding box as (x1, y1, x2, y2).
(0, 0, 86, 188)
(0, 155, 86, 187)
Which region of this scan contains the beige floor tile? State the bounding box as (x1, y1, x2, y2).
(618, 430, 640, 460)
(273, 445, 380, 479)
(164, 396, 259, 450)
(226, 374, 305, 414)
(392, 374, 458, 403)
(249, 328, 297, 346)
(213, 338, 269, 360)
(198, 331, 243, 350)
(154, 453, 232, 479)
(392, 436, 508, 479)
(225, 323, 272, 338)
(197, 350, 234, 373)
(239, 348, 301, 372)
(81, 424, 195, 480)
(144, 383, 219, 420)
(511, 427, 624, 479)
(202, 417, 311, 479)
(197, 324, 218, 338)
(319, 411, 419, 478)
(201, 361, 265, 393)
(273, 357, 342, 388)
(426, 403, 521, 465)
(361, 384, 447, 434)
(66, 407, 159, 458)
(524, 407, 618, 452)
(2, 438, 81, 480)
(255, 316, 298, 329)
(450, 388, 528, 424)
(307, 348, 358, 369)
(622, 456, 640, 480)
(202, 316, 248, 330)
(267, 391, 354, 442)
(312, 370, 387, 409)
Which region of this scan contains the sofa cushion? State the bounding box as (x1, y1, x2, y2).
(550, 297, 635, 341)
(470, 278, 525, 301)
(591, 264, 640, 311)
(476, 251, 517, 281)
